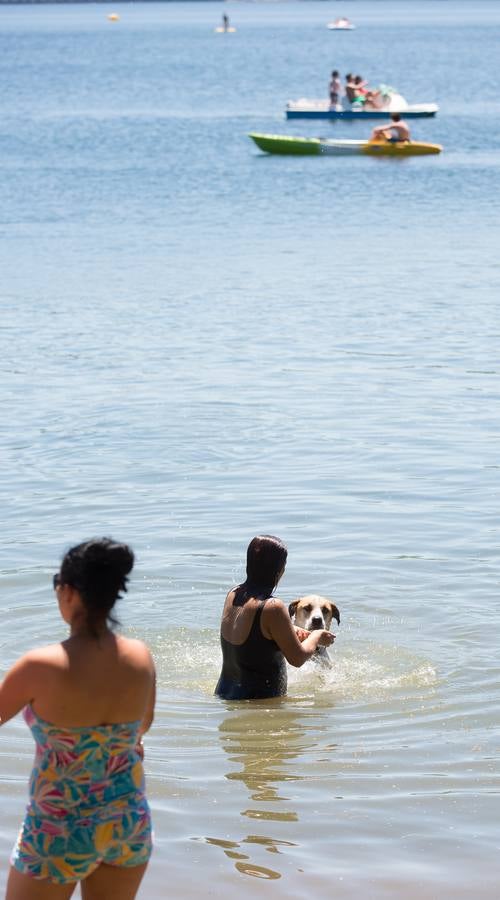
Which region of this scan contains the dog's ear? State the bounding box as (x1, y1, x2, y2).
(331, 604, 340, 625)
(288, 600, 299, 620)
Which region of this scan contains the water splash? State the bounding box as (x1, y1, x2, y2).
(288, 645, 437, 701)
(136, 626, 437, 702)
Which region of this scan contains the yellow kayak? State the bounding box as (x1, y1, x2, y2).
(249, 133, 442, 157)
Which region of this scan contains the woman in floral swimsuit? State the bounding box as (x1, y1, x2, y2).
(0, 537, 156, 899)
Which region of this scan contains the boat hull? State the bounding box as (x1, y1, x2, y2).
(249, 133, 442, 157)
(251, 134, 322, 155)
(286, 105, 438, 120)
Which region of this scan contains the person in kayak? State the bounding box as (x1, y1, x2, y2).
(370, 113, 411, 143)
(214, 535, 334, 701)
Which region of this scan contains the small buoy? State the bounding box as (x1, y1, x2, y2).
(107, 13, 120, 22)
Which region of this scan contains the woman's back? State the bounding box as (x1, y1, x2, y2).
(25, 633, 154, 728)
(216, 592, 287, 700)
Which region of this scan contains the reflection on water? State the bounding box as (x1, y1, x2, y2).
(204, 837, 284, 880)
(220, 699, 320, 814)
(205, 696, 336, 878)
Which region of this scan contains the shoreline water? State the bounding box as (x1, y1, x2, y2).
(1, 1, 500, 895)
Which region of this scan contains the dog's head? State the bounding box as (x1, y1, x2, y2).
(288, 595, 340, 632)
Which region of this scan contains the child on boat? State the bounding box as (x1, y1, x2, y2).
(329, 70, 342, 109)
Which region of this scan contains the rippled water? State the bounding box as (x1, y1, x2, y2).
(1, 1, 499, 896)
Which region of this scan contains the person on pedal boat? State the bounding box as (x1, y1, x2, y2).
(345, 73, 357, 103)
(329, 70, 342, 108)
(351, 74, 369, 105)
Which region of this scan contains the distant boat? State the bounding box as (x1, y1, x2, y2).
(327, 18, 355, 30)
(107, 13, 120, 22)
(286, 92, 439, 120)
(249, 132, 442, 157)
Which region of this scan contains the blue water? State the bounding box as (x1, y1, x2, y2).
(1, 2, 500, 897)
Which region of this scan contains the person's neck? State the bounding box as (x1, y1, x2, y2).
(243, 580, 275, 599)
(69, 623, 110, 641)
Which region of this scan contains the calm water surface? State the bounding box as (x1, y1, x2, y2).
(0, 2, 499, 897)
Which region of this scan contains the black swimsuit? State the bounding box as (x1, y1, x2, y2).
(215, 600, 287, 700)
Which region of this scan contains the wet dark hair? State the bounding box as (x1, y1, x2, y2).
(391, 113, 401, 122)
(246, 535, 287, 591)
(59, 537, 134, 636)
(331, 70, 339, 78)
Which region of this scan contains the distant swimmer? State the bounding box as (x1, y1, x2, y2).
(215, 13, 235, 33)
(370, 112, 411, 143)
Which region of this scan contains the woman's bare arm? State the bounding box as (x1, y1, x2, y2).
(138, 665, 156, 739)
(0, 654, 37, 726)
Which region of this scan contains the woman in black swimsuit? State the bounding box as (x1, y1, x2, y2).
(215, 535, 334, 700)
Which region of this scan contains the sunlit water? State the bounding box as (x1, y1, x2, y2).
(0, 1, 499, 896)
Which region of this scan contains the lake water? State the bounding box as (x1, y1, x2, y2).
(1, 1, 499, 896)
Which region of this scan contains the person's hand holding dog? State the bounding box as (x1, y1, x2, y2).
(294, 626, 310, 642)
(318, 630, 335, 647)
(294, 626, 335, 647)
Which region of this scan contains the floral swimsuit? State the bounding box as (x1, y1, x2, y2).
(11, 705, 152, 884)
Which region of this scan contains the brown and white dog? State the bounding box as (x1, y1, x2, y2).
(288, 595, 340, 667)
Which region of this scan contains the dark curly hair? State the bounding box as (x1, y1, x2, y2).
(59, 537, 134, 636)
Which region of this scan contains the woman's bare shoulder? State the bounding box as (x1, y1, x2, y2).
(115, 635, 155, 669)
(261, 597, 289, 623)
(19, 643, 67, 667)
(263, 597, 286, 613)
(1, 644, 67, 691)
(223, 587, 241, 610)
